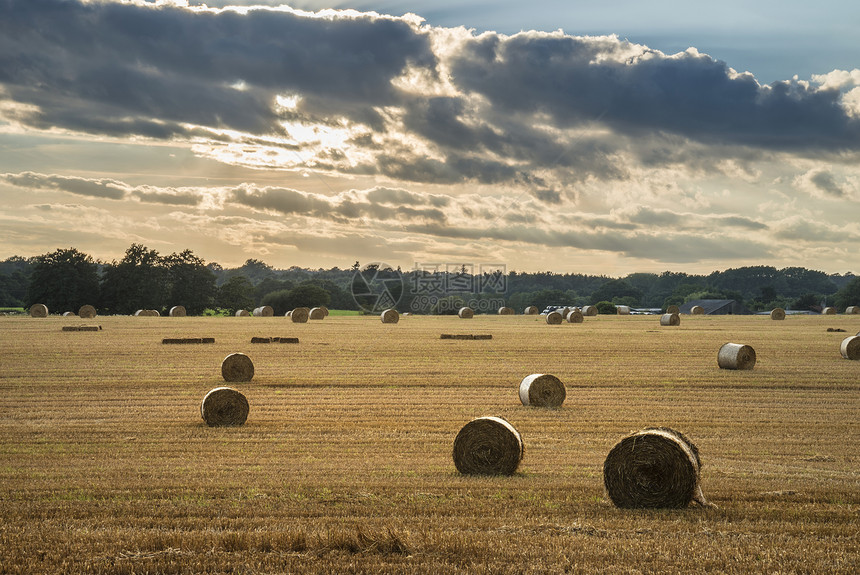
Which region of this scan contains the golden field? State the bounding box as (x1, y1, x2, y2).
(0, 313, 858, 574)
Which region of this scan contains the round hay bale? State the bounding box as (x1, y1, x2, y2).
(134, 309, 145, 316)
(381, 308, 399, 324)
(452, 416, 523, 475)
(63, 311, 77, 317)
(717, 342, 756, 370)
(78, 305, 97, 319)
(29, 304, 48, 318)
(566, 309, 584, 323)
(235, 309, 250, 317)
(320, 306, 330, 317)
(666, 304, 680, 315)
(616, 305, 631, 315)
(770, 308, 786, 320)
(840, 335, 860, 360)
(559, 307, 571, 318)
(221, 352, 255, 382)
(524, 306, 538, 315)
(290, 307, 310, 323)
(201, 387, 249, 427)
(546, 311, 563, 325)
(518, 373, 566, 408)
(309, 307, 326, 320)
(498, 306, 515, 315)
(582, 305, 598, 317)
(845, 306, 859, 315)
(603, 427, 712, 508)
(821, 307, 836, 315)
(660, 313, 680, 326)
(253, 306, 274, 317)
(691, 305, 705, 315)
(458, 307, 474, 319)
(169, 305, 187, 317)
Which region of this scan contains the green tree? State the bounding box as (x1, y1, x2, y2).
(99, 244, 167, 314)
(590, 279, 643, 307)
(262, 283, 331, 315)
(215, 275, 255, 314)
(595, 300, 617, 314)
(834, 277, 860, 310)
(163, 250, 216, 315)
(27, 248, 100, 312)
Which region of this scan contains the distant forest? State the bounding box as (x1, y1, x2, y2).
(1, 244, 858, 315)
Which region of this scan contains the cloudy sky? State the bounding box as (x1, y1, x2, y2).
(1, 0, 858, 275)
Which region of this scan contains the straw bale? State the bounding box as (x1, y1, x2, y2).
(273, 337, 299, 343)
(62, 325, 99, 332)
(845, 306, 858, 315)
(660, 313, 680, 326)
(566, 309, 584, 323)
(235, 309, 250, 317)
(63, 311, 77, 317)
(822, 307, 836, 315)
(840, 335, 860, 360)
(320, 306, 330, 317)
(524, 306, 539, 315)
(717, 342, 756, 370)
(458, 307, 474, 319)
(251, 337, 272, 344)
(545, 311, 563, 325)
(290, 307, 310, 323)
(221, 352, 255, 382)
(518, 374, 566, 408)
(169, 305, 187, 317)
(691, 305, 705, 315)
(381, 308, 400, 324)
(770, 308, 786, 320)
(78, 305, 97, 319)
(616, 305, 631, 315)
(29, 304, 48, 318)
(582, 305, 598, 316)
(309, 307, 326, 320)
(498, 307, 515, 315)
(253, 306, 274, 317)
(666, 305, 680, 314)
(201, 387, 249, 427)
(440, 334, 492, 340)
(452, 416, 523, 475)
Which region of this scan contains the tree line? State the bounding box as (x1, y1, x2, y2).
(1, 244, 858, 315)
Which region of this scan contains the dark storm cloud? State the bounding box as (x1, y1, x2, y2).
(809, 170, 846, 198)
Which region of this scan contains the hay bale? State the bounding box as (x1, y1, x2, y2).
(458, 307, 474, 319)
(62, 325, 99, 332)
(169, 305, 187, 317)
(381, 308, 400, 324)
(200, 387, 249, 427)
(582, 305, 598, 317)
(290, 307, 310, 323)
(63, 311, 77, 317)
(452, 416, 523, 475)
(616, 305, 631, 315)
(254, 306, 274, 317)
(251, 337, 272, 344)
(320, 306, 330, 317)
(840, 336, 860, 360)
(691, 305, 705, 315)
(78, 305, 97, 319)
(29, 304, 48, 318)
(603, 427, 713, 508)
(221, 352, 254, 382)
(660, 313, 680, 326)
(440, 334, 492, 340)
(566, 309, 583, 323)
(770, 308, 786, 320)
(666, 305, 680, 315)
(136, 309, 160, 317)
(273, 337, 299, 343)
(545, 311, 563, 325)
(498, 307, 515, 315)
(717, 342, 756, 370)
(235, 309, 250, 317)
(822, 307, 836, 315)
(845, 306, 859, 315)
(524, 306, 538, 315)
(518, 373, 566, 408)
(309, 307, 326, 320)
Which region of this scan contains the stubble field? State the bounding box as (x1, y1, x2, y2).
(0, 312, 858, 574)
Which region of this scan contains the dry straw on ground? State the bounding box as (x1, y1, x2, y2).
(452, 416, 523, 476)
(498, 307, 514, 315)
(603, 427, 713, 509)
(221, 353, 255, 382)
(566, 309, 584, 323)
(253, 306, 274, 317)
(770, 308, 786, 320)
(822, 307, 836, 315)
(545, 311, 563, 325)
(582, 305, 597, 316)
(718, 342, 757, 370)
(309, 307, 326, 320)
(290, 307, 310, 323)
(235, 310, 250, 317)
(381, 309, 399, 324)
(523, 306, 538, 315)
(200, 387, 249, 427)
(169, 306, 186, 317)
(616, 305, 630, 315)
(458, 307, 474, 319)
(845, 306, 859, 315)
(518, 374, 566, 408)
(78, 305, 97, 319)
(691, 305, 705, 315)
(666, 304, 680, 314)
(660, 313, 680, 326)
(29, 304, 48, 318)
(840, 335, 860, 360)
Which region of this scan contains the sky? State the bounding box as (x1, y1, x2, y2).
(1, 0, 859, 276)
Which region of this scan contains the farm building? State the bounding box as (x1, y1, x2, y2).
(679, 299, 751, 315)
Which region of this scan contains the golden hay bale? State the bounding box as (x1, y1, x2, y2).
(78, 305, 97, 319)
(524, 306, 539, 315)
(616, 305, 631, 315)
(821, 307, 836, 315)
(770, 308, 786, 320)
(29, 304, 48, 318)
(440, 334, 492, 340)
(582, 305, 598, 316)
(498, 307, 515, 315)
(290, 307, 310, 323)
(253, 306, 274, 317)
(845, 306, 859, 315)
(545, 311, 563, 325)
(62, 325, 99, 332)
(458, 307, 474, 319)
(201, 387, 249, 427)
(135, 309, 160, 317)
(63, 311, 77, 317)
(666, 305, 680, 315)
(381, 308, 400, 324)
(840, 336, 860, 360)
(660, 313, 680, 326)
(518, 373, 566, 408)
(691, 305, 705, 315)
(273, 337, 299, 344)
(251, 337, 272, 344)
(452, 416, 523, 475)
(309, 307, 326, 320)
(235, 309, 250, 317)
(169, 305, 187, 317)
(221, 352, 254, 382)
(320, 306, 330, 317)
(717, 342, 756, 370)
(603, 427, 713, 508)
(566, 309, 584, 323)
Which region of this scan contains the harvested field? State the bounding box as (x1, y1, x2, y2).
(0, 313, 858, 574)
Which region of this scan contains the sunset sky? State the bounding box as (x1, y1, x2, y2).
(1, 0, 858, 275)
